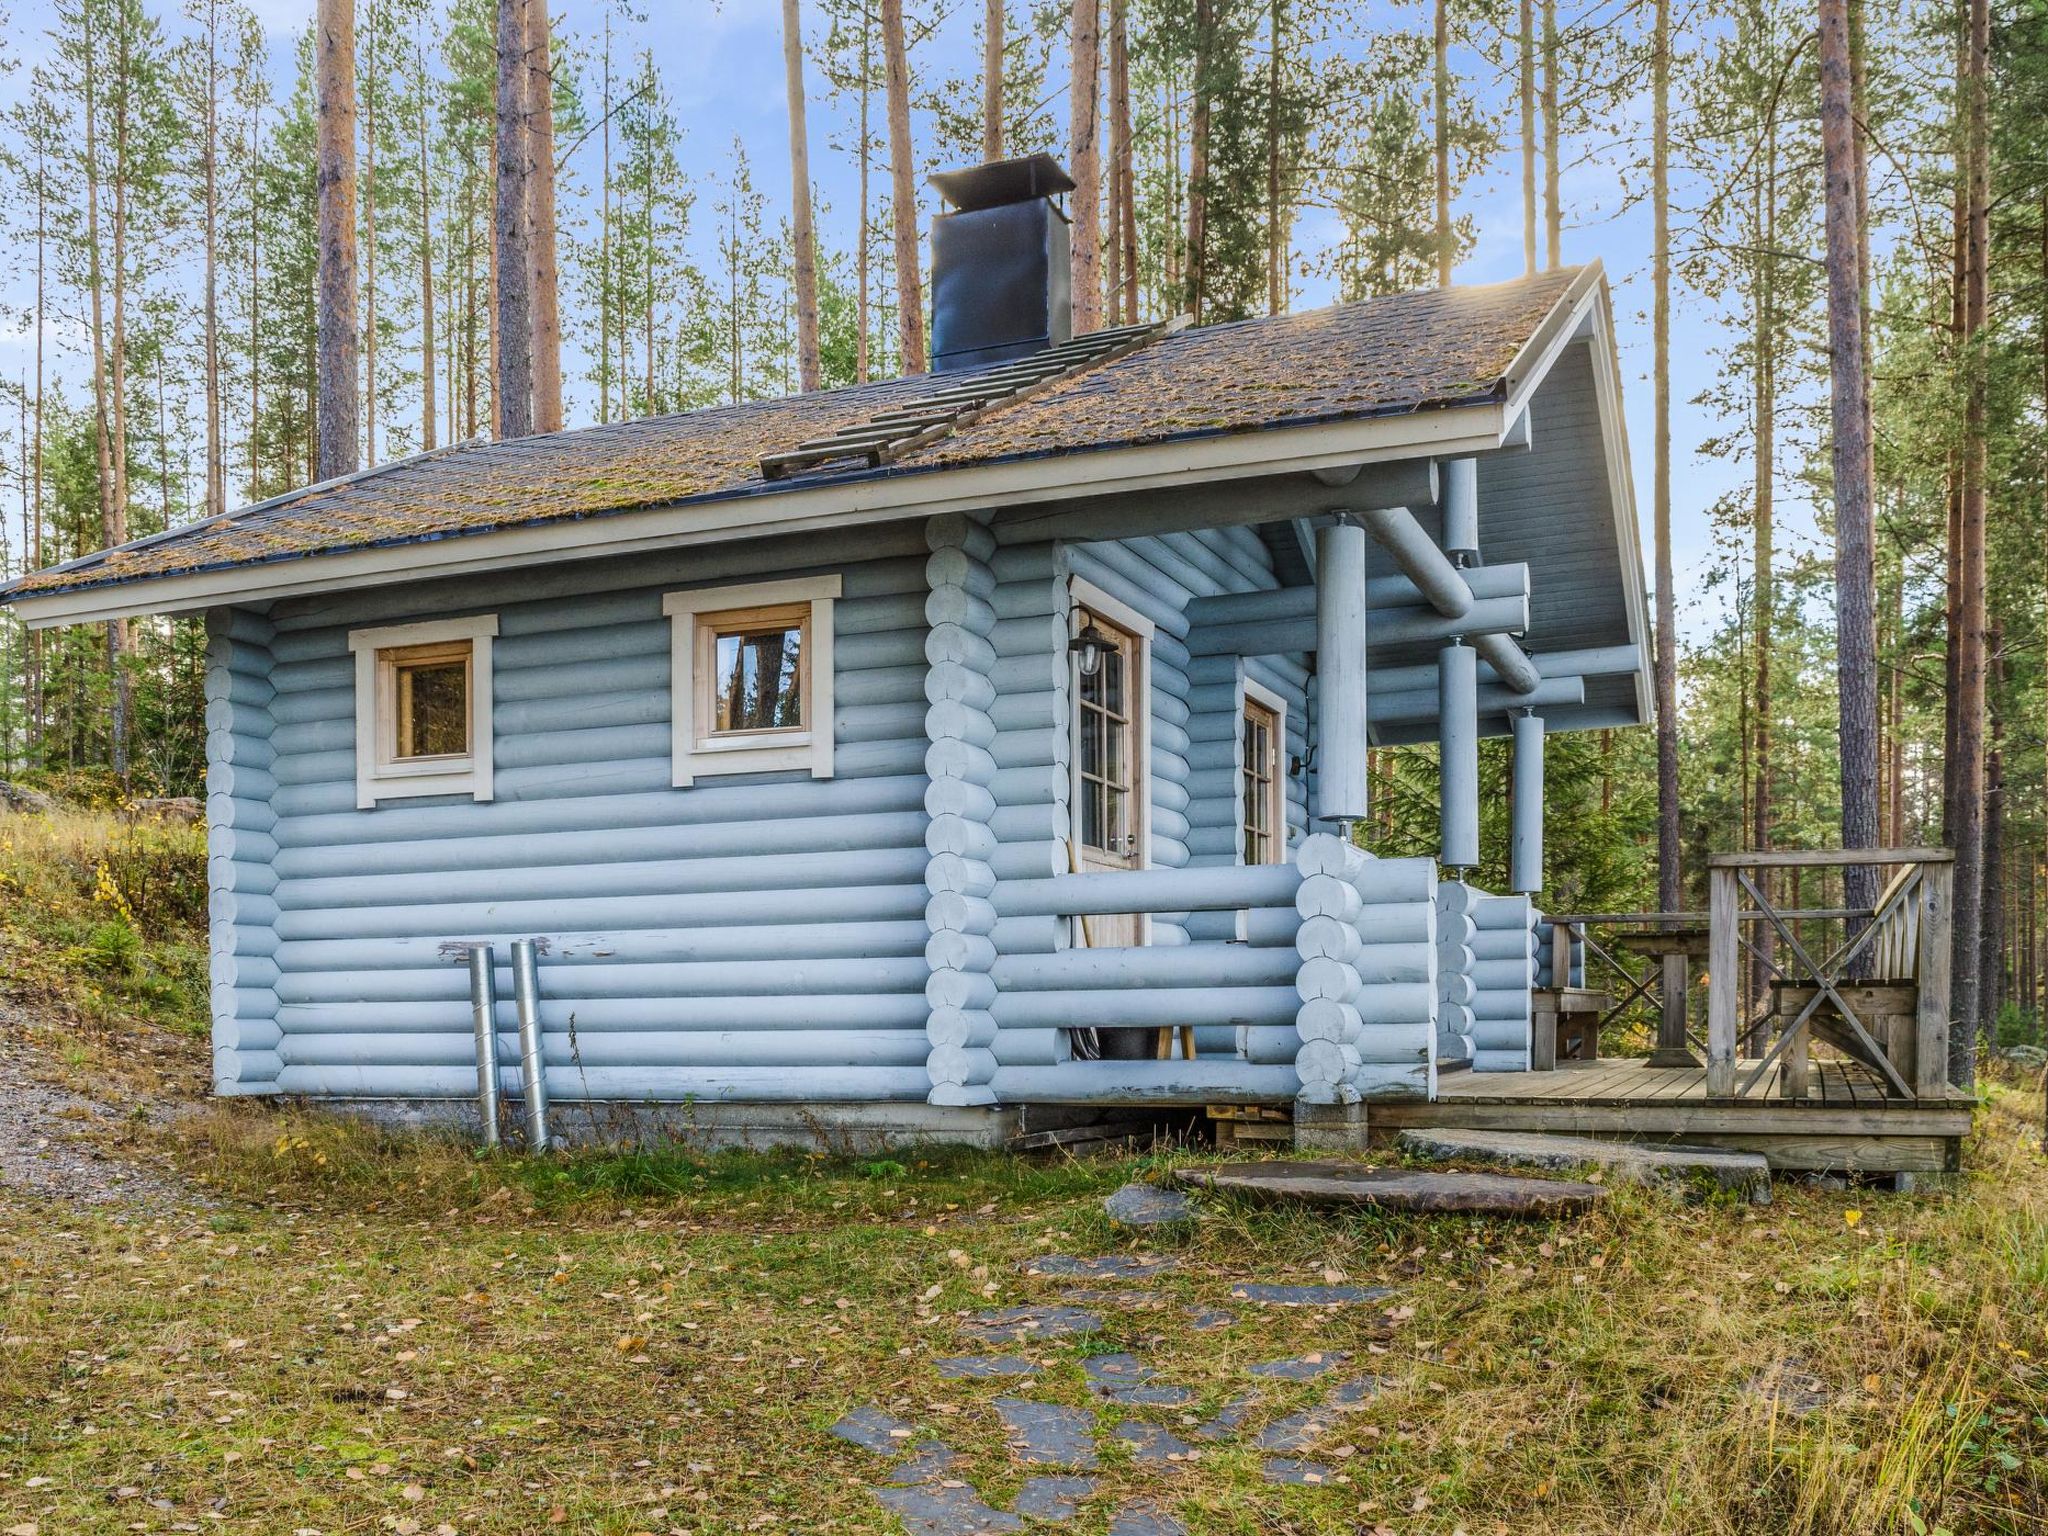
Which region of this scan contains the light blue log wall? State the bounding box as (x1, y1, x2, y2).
(207, 608, 282, 1094)
(1470, 890, 1538, 1071)
(219, 525, 936, 1103)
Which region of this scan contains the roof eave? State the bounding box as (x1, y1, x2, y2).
(9, 394, 1520, 631)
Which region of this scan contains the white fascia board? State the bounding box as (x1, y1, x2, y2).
(12, 399, 1516, 631)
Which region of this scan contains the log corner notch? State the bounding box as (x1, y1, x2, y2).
(922, 511, 1002, 1108)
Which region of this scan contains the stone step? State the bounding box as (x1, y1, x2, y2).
(1395, 1127, 1772, 1203)
(1177, 1161, 1604, 1217)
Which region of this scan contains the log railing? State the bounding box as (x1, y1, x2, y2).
(1706, 849, 1954, 1099)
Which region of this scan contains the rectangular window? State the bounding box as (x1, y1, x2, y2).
(348, 614, 498, 809)
(1242, 695, 1282, 865)
(1075, 607, 1141, 866)
(665, 575, 840, 784)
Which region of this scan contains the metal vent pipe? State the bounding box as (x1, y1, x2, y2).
(466, 945, 502, 1148)
(509, 938, 551, 1152)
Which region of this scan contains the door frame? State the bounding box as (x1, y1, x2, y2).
(1067, 576, 1153, 941)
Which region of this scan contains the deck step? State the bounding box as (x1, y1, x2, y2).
(1177, 1162, 1603, 1217)
(1395, 1127, 1772, 1204)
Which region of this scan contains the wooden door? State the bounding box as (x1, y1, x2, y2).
(1072, 604, 1145, 948)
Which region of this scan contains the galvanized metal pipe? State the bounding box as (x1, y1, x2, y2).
(466, 944, 502, 1148)
(509, 938, 550, 1152)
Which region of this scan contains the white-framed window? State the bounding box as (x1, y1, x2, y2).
(664, 574, 840, 785)
(348, 613, 498, 809)
(1067, 574, 1154, 879)
(1241, 676, 1288, 865)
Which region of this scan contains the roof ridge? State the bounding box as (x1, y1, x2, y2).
(757, 317, 1186, 482)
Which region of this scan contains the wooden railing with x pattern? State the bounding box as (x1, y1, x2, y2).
(1706, 849, 1955, 1100)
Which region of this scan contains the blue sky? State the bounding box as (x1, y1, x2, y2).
(0, 0, 1836, 646)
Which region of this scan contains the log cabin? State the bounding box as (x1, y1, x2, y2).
(3, 154, 1661, 1152)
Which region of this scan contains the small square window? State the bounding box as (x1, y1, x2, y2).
(349, 615, 497, 809)
(665, 576, 839, 785)
(707, 606, 809, 735)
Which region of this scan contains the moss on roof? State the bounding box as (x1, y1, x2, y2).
(8, 268, 1584, 600)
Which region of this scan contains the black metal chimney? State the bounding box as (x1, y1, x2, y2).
(928, 153, 1075, 374)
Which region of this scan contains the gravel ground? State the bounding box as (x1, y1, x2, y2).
(0, 1003, 194, 1213)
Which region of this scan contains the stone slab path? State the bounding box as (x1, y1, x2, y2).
(996, 1397, 1099, 1468)
(935, 1356, 1040, 1380)
(1183, 1161, 1606, 1216)
(1011, 1476, 1094, 1522)
(1024, 1254, 1179, 1280)
(1248, 1352, 1348, 1380)
(873, 1484, 1023, 1535)
(1228, 1281, 1394, 1307)
(1396, 1126, 1774, 1203)
(1104, 1183, 1195, 1226)
(960, 1305, 1102, 1345)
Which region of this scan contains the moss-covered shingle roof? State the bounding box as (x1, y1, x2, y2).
(7, 267, 1584, 600)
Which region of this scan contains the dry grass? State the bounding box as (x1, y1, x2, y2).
(0, 1083, 2041, 1536)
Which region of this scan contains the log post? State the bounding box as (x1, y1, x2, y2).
(1314, 518, 1369, 827)
(1707, 862, 1740, 1095)
(1438, 639, 1478, 870)
(1915, 855, 1954, 1096)
(1511, 709, 1544, 894)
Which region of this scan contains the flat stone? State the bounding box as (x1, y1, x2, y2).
(1183, 1306, 1235, 1331)
(1011, 1475, 1095, 1522)
(832, 1404, 920, 1453)
(1262, 1457, 1336, 1486)
(1106, 1502, 1187, 1535)
(936, 1356, 1040, 1380)
(1325, 1376, 1384, 1409)
(1059, 1288, 1168, 1309)
(1182, 1161, 1605, 1217)
(887, 1443, 961, 1485)
(1253, 1408, 1326, 1453)
(996, 1397, 1099, 1468)
(1745, 1359, 1833, 1417)
(1114, 1420, 1197, 1463)
(1396, 1127, 1774, 1204)
(1228, 1282, 1395, 1307)
(1084, 1353, 1194, 1409)
(961, 1306, 1102, 1345)
(873, 1483, 1024, 1535)
(1190, 1390, 1261, 1441)
(1248, 1352, 1349, 1381)
(1025, 1254, 1179, 1281)
(1105, 1183, 1196, 1227)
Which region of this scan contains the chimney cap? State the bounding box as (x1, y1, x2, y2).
(929, 153, 1076, 213)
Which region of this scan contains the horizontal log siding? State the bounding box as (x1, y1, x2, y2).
(1470, 890, 1537, 1070)
(1295, 836, 1439, 1102)
(1436, 882, 1478, 1068)
(1533, 918, 1586, 987)
(207, 607, 282, 1094)
(232, 527, 935, 1102)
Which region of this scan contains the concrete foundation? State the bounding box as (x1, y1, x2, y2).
(300, 1097, 1025, 1154)
(1292, 1100, 1368, 1152)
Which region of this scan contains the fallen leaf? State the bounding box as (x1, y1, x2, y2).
(1845, 1210, 1864, 1228)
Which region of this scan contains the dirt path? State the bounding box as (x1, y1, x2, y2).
(0, 1003, 194, 1212)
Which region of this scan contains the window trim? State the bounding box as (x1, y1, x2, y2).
(664, 574, 841, 785)
(1240, 675, 1288, 866)
(348, 613, 498, 810)
(1067, 576, 1153, 874)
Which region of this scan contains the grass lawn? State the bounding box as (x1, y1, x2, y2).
(1, 809, 2044, 1534)
(0, 1085, 2043, 1536)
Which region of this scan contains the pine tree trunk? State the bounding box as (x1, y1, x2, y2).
(1541, 0, 1559, 268)
(203, 0, 225, 520)
(1950, 0, 1990, 1084)
(316, 0, 361, 480)
(881, 0, 925, 372)
(1980, 639, 2005, 1031)
(364, 7, 378, 467)
(1433, 0, 1451, 286)
(1751, 132, 1776, 999)
(494, 0, 533, 437)
(1185, 0, 1212, 321)
(1820, 0, 1881, 934)
(108, 6, 136, 777)
(418, 34, 436, 451)
(1069, 0, 1101, 333)
(1652, 0, 1678, 914)
(782, 0, 821, 392)
(528, 1, 562, 432)
(29, 134, 45, 742)
(1519, 0, 1535, 276)
(983, 0, 1004, 162)
(1110, 0, 1136, 324)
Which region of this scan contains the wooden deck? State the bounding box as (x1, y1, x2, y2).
(1370, 1058, 1974, 1174)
